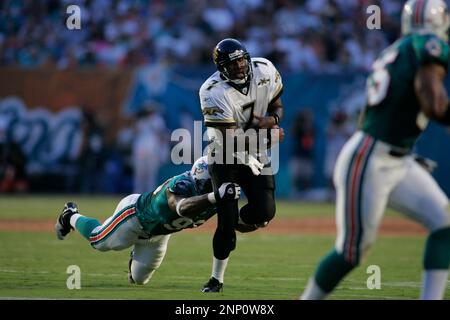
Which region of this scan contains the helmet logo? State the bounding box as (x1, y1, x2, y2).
(194, 162, 208, 176)
(228, 49, 245, 60)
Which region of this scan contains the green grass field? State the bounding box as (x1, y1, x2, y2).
(0, 195, 448, 300)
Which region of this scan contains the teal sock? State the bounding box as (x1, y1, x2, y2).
(424, 226, 450, 270)
(315, 249, 356, 293)
(75, 216, 101, 240)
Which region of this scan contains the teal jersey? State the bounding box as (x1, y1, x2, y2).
(135, 172, 216, 235)
(362, 33, 449, 149)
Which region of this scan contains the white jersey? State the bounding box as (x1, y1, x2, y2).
(199, 57, 283, 139)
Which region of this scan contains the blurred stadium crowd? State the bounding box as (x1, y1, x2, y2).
(4, 0, 448, 199)
(1, 0, 401, 72)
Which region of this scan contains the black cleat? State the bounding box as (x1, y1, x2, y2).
(235, 222, 259, 233)
(201, 277, 223, 293)
(128, 250, 135, 284)
(55, 202, 78, 240)
(235, 218, 269, 233)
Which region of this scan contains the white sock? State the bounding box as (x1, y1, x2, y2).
(420, 270, 449, 300)
(69, 214, 82, 229)
(211, 257, 228, 283)
(299, 278, 327, 300)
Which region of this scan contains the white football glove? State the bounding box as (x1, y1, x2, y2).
(233, 151, 264, 176)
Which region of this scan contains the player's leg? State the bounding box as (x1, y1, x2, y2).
(210, 169, 274, 289)
(67, 194, 143, 252)
(129, 235, 170, 285)
(202, 162, 239, 292)
(388, 158, 450, 299)
(301, 133, 403, 299)
(209, 163, 239, 258)
(55, 202, 84, 240)
(237, 166, 276, 231)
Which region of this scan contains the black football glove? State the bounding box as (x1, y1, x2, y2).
(214, 182, 241, 202)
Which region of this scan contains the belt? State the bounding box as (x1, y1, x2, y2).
(360, 132, 411, 158)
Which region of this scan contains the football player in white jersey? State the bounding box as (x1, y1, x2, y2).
(199, 38, 285, 292)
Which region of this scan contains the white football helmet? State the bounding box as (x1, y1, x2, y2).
(401, 0, 450, 41)
(190, 156, 212, 194)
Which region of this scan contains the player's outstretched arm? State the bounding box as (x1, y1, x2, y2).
(166, 183, 241, 219)
(167, 190, 213, 219)
(415, 63, 450, 124)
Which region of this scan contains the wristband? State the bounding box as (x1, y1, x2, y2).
(269, 113, 280, 125)
(207, 192, 217, 204)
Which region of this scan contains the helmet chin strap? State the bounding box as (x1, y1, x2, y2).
(223, 65, 252, 86)
(228, 76, 248, 85)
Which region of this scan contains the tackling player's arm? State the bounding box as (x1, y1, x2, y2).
(166, 183, 241, 218)
(166, 189, 213, 219)
(415, 63, 450, 125)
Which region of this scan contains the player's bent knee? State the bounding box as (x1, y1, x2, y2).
(132, 269, 155, 285)
(261, 201, 276, 222)
(252, 204, 275, 224)
(91, 243, 111, 252)
(131, 259, 160, 285)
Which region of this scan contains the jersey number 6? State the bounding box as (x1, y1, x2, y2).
(367, 48, 399, 106)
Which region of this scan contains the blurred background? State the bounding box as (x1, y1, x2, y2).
(0, 0, 449, 200)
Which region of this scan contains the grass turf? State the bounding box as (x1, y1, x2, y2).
(0, 196, 448, 299)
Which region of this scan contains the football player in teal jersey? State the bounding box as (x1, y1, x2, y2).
(301, 0, 450, 300)
(55, 156, 241, 285)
